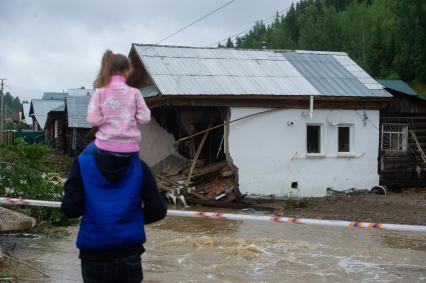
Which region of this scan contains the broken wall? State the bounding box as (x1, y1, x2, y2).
(139, 117, 178, 166)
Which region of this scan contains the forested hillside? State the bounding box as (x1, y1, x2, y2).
(226, 0, 426, 93)
(1, 92, 23, 129)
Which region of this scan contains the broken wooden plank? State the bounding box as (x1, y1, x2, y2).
(184, 122, 213, 188)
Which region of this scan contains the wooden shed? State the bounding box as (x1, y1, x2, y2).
(64, 95, 94, 155)
(378, 80, 426, 189)
(45, 105, 66, 150)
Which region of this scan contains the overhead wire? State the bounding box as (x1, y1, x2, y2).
(153, 0, 237, 46)
(207, 0, 321, 47)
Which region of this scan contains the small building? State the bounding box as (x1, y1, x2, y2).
(29, 99, 64, 131)
(68, 88, 93, 97)
(45, 104, 66, 150)
(377, 80, 426, 189)
(64, 95, 93, 155)
(44, 89, 93, 151)
(21, 103, 32, 127)
(42, 92, 67, 100)
(127, 44, 391, 198)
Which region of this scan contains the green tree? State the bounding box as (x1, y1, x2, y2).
(225, 37, 234, 48)
(229, 0, 426, 87)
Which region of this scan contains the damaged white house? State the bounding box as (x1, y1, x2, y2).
(127, 44, 392, 198)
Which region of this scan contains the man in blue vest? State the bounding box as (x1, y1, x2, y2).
(61, 142, 167, 283)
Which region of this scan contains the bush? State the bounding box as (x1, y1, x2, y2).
(284, 197, 310, 209)
(0, 139, 74, 226)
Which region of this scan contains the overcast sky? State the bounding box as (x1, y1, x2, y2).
(0, 0, 294, 101)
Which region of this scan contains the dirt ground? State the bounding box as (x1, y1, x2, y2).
(252, 192, 426, 225)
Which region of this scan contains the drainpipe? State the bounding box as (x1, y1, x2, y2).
(309, 95, 314, 119)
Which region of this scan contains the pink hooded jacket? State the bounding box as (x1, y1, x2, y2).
(87, 75, 151, 153)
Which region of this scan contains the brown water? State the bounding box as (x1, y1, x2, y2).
(1, 209, 426, 282)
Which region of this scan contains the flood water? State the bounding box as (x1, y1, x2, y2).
(1, 208, 426, 282)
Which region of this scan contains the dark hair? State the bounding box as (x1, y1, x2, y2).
(95, 50, 131, 88)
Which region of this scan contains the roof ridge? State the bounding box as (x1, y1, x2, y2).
(132, 43, 345, 54)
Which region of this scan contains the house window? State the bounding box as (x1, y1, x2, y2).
(338, 126, 351, 152)
(54, 120, 59, 138)
(381, 124, 408, 152)
(307, 125, 321, 153)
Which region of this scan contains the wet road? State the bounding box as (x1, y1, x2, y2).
(1, 209, 426, 282)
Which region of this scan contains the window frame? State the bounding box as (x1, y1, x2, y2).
(381, 123, 408, 152)
(54, 120, 59, 138)
(337, 124, 354, 154)
(306, 124, 323, 156)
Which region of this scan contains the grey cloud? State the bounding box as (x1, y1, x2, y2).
(1, 0, 293, 100)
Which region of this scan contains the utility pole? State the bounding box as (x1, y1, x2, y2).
(0, 79, 6, 131)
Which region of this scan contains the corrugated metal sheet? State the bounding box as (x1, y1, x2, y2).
(68, 88, 94, 97)
(50, 105, 65, 112)
(377, 80, 418, 96)
(66, 95, 91, 128)
(42, 92, 68, 100)
(133, 44, 390, 98)
(285, 52, 391, 97)
(140, 85, 160, 98)
(333, 55, 383, 90)
(29, 99, 64, 129)
(134, 44, 319, 96)
(22, 103, 32, 126)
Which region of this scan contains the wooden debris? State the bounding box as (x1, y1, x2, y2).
(156, 159, 238, 205)
(185, 122, 213, 188)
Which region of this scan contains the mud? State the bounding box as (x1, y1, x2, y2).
(256, 192, 426, 225)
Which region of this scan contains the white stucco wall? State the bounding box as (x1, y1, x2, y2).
(228, 107, 380, 197)
(139, 118, 178, 166)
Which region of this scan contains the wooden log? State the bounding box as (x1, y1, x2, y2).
(192, 161, 227, 178)
(157, 175, 182, 187)
(190, 191, 209, 200)
(221, 170, 235, 178)
(184, 122, 213, 188)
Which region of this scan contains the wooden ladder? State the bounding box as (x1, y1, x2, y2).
(410, 130, 426, 166)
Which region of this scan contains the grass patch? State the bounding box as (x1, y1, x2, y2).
(0, 139, 74, 226)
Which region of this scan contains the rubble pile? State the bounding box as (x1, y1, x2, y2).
(156, 160, 239, 205)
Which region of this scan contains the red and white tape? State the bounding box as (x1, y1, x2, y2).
(0, 197, 425, 233)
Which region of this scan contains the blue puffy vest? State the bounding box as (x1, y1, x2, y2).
(76, 143, 146, 251)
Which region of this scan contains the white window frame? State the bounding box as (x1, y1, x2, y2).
(337, 124, 354, 154)
(306, 124, 323, 156)
(381, 123, 408, 152)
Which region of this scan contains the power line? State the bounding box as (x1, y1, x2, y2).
(0, 78, 6, 131)
(154, 0, 237, 46)
(208, 0, 321, 47)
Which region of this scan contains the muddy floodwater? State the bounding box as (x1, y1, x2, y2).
(1, 209, 426, 282)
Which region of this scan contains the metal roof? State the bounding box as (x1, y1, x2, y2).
(377, 80, 418, 96)
(50, 105, 65, 112)
(133, 44, 390, 98)
(29, 99, 64, 129)
(134, 44, 319, 96)
(66, 95, 91, 128)
(21, 103, 32, 126)
(68, 88, 94, 97)
(140, 85, 160, 98)
(285, 52, 391, 97)
(42, 92, 68, 100)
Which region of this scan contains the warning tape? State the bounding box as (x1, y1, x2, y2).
(1, 197, 425, 233)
